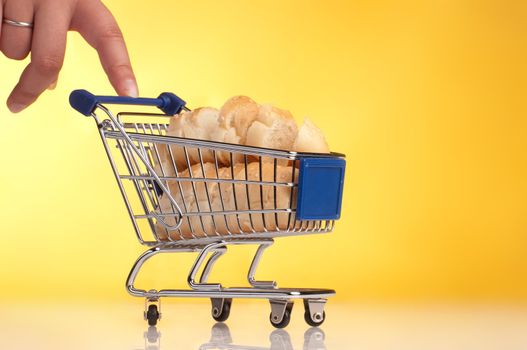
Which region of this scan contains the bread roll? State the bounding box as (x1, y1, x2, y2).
(156, 95, 330, 177)
(219, 96, 259, 143)
(293, 118, 330, 153)
(154, 162, 296, 241)
(155, 107, 241, 176)
(245, 104, 298, 151)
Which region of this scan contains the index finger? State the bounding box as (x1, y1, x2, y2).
(72, 0, 138, 97)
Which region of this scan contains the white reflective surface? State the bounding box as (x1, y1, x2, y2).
(0, 302, 526, 349)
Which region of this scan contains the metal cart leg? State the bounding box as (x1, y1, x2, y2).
(188, 241, 228, 291)
(200, 248, 227, 284)
(126, 243, 226, 297)
(248, 241, 277, 289)
(126, 245, 166, 297)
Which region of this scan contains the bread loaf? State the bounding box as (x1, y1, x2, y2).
(151, 95, 329, 241)
(154, 162, 295, 241)
(156, 96, 329, 174)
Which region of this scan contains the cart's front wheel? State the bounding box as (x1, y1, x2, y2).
(211, 298, 232, 322)
(270, 308, 291, 328)
(303, 299, 327, 327)
(269, 301, 293, 329)
(146, 304, 160, 326)
(304, 310, 326, 327)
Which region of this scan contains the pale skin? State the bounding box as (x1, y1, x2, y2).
(1, 0, 138, 113)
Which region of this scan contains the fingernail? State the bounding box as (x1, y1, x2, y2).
(8, 103, 27, 113)
(123, 79, 139, 98)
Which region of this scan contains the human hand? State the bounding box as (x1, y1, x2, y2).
(1, 0, 138, 113)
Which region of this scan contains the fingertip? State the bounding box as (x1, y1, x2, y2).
(120, 78, 139, 98)
(7, 101, 27, 114)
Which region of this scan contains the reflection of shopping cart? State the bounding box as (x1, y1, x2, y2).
(138, 324, 326, 350)
(137, 327, 161, 350)
(199, 323, 327, 350)
(70, 90, 346, 328)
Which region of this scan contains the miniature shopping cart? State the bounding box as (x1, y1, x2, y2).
(70, 90, 346, 328)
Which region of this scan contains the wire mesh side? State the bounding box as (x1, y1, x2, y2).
(101, 119, 335, 244)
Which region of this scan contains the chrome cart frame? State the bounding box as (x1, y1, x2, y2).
(70, 90, 346, 328)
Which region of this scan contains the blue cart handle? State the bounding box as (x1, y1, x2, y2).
(69, 89, 186, 116)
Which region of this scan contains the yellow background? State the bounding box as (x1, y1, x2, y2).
(0, 0, 525, 302)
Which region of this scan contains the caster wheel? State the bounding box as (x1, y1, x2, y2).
(304, 310, 326, 327)
(211, 298, 232, 322)
(146, 304, 160, 326)
(270, 304, 293, 329)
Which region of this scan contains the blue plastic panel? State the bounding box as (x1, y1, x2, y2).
(296, 157, 346, 220)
